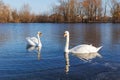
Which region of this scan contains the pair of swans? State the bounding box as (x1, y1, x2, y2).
(26, 31, 102, 55)
(26, 31, 102, 73)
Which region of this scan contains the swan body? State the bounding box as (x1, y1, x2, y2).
(69, 44, 102, 54)
(26, 32, 42, 47)
(64, 31, 102, 54)
(26, 37, 38, 46)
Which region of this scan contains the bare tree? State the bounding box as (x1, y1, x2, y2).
(0, 0, 11, 22)
(109, 0, 120, 22)
(82, 0, 102, 22)
(11, 9, 20, 22)
(103, 0, 107, 22)
(19, 4, 31, 23)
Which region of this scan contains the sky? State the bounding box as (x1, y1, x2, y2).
(2, 0, 112, 16)
(3, 0, 58, 14)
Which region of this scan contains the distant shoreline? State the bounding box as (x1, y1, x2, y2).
(0, 21, 119, 23)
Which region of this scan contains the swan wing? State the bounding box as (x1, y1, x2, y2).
(31, 37, 42, 47)
(70, 44, 99, 54)
(69, 45, 90, 53)
(30, 37, 38, 44)
(26, 37, 38, 46)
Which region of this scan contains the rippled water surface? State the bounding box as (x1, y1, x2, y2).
(0, 23, 120, 80)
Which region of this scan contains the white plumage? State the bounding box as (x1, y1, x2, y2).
(64, 31, 102, 54)
(69, 44, 102, 54)
(26, 32, 42, 47)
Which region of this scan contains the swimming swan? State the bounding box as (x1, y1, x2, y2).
(26, 32, 42, 47)
(64, 31, 102, 53)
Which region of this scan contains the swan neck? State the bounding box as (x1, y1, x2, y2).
(65, 34, 69, 52)
(37, 35, 41, 47)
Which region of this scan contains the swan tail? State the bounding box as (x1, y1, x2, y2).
(97, 53, 102, 58)
(97, 46, 103, 52)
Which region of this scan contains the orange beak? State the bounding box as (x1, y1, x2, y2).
(38, 32, 42, 36)
(64, 33, 67, 37)
(39, 33, 42, 36)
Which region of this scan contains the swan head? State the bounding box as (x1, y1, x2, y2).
(64, 31, 69, 37)
(37, 32, 42, 37)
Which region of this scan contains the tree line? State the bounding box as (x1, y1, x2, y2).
(0, 0, 120, 23)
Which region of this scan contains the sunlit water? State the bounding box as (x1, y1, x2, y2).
(0, 23, 120, 80)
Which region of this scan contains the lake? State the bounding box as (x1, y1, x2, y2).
(0, 23, 120, 80)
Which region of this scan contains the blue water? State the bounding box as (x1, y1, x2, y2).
(0, 23, 120, 80)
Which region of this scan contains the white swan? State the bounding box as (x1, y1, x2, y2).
(26, 32, 42, 47)
(64, 31, 102, 53)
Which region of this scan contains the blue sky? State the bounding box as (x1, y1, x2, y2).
(2, 0, 112, 16)
(3, 0, 58, 14)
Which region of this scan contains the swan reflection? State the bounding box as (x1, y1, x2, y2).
(26, 45, 36, 51)
(65, 64, 70, 73)
(26, 45, 41, 60)
(37, 50, 41, 60)
(64, 52, 70, 73)
(72, 52, 102, 61)
(64, 52, 102, 73)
